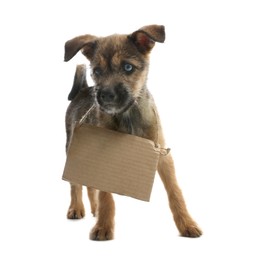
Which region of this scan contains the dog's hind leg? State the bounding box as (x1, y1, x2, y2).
(67, 183, 85, 219)
(157, 154, 202, 237)
(87, 187, 97, 217)
(89, 191, 115, 240)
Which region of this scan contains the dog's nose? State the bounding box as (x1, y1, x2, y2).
(99, 89, 116, 103)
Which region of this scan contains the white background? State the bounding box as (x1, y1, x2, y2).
(0, 0, 262, 259)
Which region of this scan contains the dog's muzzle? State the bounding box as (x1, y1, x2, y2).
(96, 84, 135, 114)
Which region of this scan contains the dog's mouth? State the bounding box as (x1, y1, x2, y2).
(98, 102, 135, 114)
(95, 84, 135, 115)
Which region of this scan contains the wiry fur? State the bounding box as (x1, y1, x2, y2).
(64, 25, 202, 240)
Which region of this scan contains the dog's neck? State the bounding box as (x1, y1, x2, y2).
(114, 103, 143, 136)
(98, 87, 158, 141)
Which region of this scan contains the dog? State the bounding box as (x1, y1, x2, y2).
(64, 24, 202, 240)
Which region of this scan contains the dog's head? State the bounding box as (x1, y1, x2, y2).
(64, 25, 165, 114)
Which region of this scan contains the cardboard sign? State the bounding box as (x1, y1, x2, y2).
(62, 124, 163, 201)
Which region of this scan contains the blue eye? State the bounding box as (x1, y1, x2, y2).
(123, 63, 133, 72)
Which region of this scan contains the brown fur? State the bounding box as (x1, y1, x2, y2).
(64, 25, 202, 240)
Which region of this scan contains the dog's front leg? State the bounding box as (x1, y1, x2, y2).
(157, 154, 202, 237)
(89, 191, 115, 240)
(67, 183, 85, 219)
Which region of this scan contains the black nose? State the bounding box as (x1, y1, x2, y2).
(99, 89, 116, 103)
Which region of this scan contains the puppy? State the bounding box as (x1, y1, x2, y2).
(64, 25, 202, 240)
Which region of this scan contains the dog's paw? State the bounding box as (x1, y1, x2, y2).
(89, 225, 114, 241)
(180, 223, 202, 238)
(67, 206, 85, 219)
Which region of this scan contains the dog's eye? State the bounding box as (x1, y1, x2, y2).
(123, 63, 133, 73)
(93, 67, 102, 76)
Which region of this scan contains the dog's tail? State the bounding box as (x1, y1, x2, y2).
(68, 64, 88, 101)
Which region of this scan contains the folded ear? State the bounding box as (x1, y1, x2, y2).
(129, 25, 165, 53)
(64, 35, 97, 62)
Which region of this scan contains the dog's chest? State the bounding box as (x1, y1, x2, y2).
(111, 106, 144, 136)
(89, 104, 153, 140)
(116, 114, 142, 136)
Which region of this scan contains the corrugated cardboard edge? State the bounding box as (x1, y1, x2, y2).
(62, 124, 161, 201)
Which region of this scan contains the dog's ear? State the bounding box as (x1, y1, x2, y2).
(64, 35, 97, 62)
(129, 25, 165, 53)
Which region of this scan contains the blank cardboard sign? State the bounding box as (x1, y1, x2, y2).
(62, 124, 163, 201)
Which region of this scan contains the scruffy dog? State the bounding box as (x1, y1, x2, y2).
(64, 25, 202, 240)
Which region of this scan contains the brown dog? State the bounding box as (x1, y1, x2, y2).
(64, 25, 202, 240)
